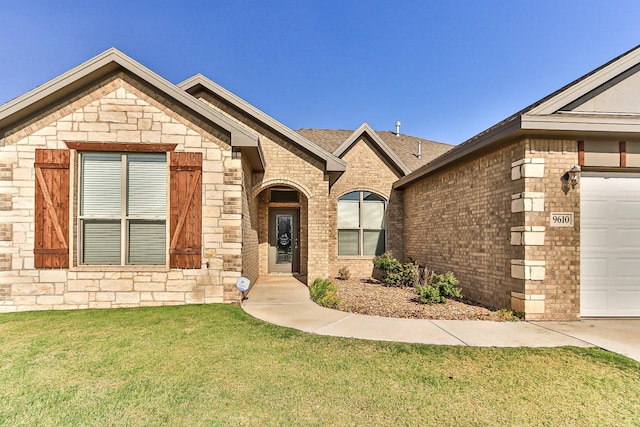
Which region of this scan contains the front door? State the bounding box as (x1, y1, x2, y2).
(269, 209, 299, 273)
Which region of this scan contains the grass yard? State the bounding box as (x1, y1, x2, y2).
(1, 305, 639, 426)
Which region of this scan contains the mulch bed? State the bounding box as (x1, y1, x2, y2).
(334, 277, 512, 321)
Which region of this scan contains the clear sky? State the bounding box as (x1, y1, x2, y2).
(1, 1, 639, 145)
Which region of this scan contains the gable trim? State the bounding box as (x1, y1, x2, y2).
(0, 48, 265, 171)
(528, 45, 640, 116)
(395, 45, 640, 190)
(178, 74, 346, 173)
(333, 122, 411, 175)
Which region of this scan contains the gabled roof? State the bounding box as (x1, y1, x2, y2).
(178, 74, 346, 173)
(297, 127, 451, 172)
(0, 48, 265, 171)
(395, 44, 640, 189)
(332, 122, 411, 175)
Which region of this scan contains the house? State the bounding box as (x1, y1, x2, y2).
(2, 45, 640, 320)
(397, 44, 640, 320)
(0, 48, 449, 312)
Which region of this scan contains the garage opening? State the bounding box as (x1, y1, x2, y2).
(581, 173, 640, 316)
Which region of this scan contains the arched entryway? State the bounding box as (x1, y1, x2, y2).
(254, 184, 309, 280)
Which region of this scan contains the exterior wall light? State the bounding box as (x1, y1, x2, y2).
(562, 166, 581, 192)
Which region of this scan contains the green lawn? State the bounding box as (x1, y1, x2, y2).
(1, 305, 639, 426)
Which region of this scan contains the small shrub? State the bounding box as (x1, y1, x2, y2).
(372, 252, 398, 272)
(497, 308, 523, 322)
(433, 272, 462, 299)
(415, 284, 445, 304)
(384, 263, 418, 287)
(372, 252, 417, 287)
(310, 278, 341, 309)
(338, 266, 350, 280)
(415, 271, 462, 304)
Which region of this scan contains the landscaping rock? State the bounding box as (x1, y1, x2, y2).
(335, 278, 509, 321)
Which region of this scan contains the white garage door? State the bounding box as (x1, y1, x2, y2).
(581, 174, 640, 316)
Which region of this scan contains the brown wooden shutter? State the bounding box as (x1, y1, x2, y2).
(34, 149, 70, 268)
(170, 152, 202, 268)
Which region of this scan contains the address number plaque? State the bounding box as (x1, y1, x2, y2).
(550, 212, 574, 227)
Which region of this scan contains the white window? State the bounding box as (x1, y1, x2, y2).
(337, 191, 386, 256)
(79, 152, 167, 265)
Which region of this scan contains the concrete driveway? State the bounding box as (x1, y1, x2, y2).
(531, 319, 640, 362)
(242, 276, 640, 362)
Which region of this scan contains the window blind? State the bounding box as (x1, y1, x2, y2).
(81, 153, 122, 216)
(128, 221, 166, 264)
(127, 153, 167, 217)
(82, 220, 121, 264)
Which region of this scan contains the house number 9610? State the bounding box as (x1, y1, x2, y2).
(550, 212, 574, 227)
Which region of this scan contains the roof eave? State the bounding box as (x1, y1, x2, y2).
(178, 74, 346, 172)
(0, 49, 121, 131)
(0, 49, 263, 168)
(394, 117, 522, 189)
(528, 45, 640, 115)
(521, 113, 640, 133)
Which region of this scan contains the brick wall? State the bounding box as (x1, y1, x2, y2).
(403, 141, 526, 311)
(196, 91, 330, 284)
(0, 74, 238, 312)
(403, 137, 584, 320)
(522, 138, 580, 320)
(328, 136, 404, 278)
(241, 157, 259, 287)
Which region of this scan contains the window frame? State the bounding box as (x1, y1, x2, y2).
(337, 190, 387, 257)
(77, 151, 169, 266)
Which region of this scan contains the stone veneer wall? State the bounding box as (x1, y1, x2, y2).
(521, 138, 580, 320)
(0, 74, 242, 312)
(403, 141, 526, 311)
(195, 92, 329, 283)
(328, 136, 403, 278)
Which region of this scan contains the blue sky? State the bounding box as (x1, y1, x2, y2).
(1, 1, 639, 145)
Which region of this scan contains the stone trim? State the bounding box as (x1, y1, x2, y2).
(510, 226, 545, 246)
(511, 158, 545, 180)
(0, 163, 12, 181)
(0, 253, 10, 271)
(0, 194, 11, 211)
(511, 192, 544, 212)
(510, 259, 545, 280)
(0, 223, 12, 241)
(511, 291, 545, 314)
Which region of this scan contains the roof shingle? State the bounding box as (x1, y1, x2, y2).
(296, 128, 452, 172)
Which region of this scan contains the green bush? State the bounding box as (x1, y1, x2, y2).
(338, 266, 350, 280)
(372, 252, 417, 287)
(415, 284, 445, 304)
(433, 272, 462, 299)
(310, 278, 341, 309)
(372, 252, 398, 272)
(415, 271, 462, 304)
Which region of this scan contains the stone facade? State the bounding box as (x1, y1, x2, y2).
(5, 47, 634, 319)
(0, 74, 242, 312)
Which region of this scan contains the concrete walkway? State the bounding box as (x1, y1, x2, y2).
(242, 276, 640, 362)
